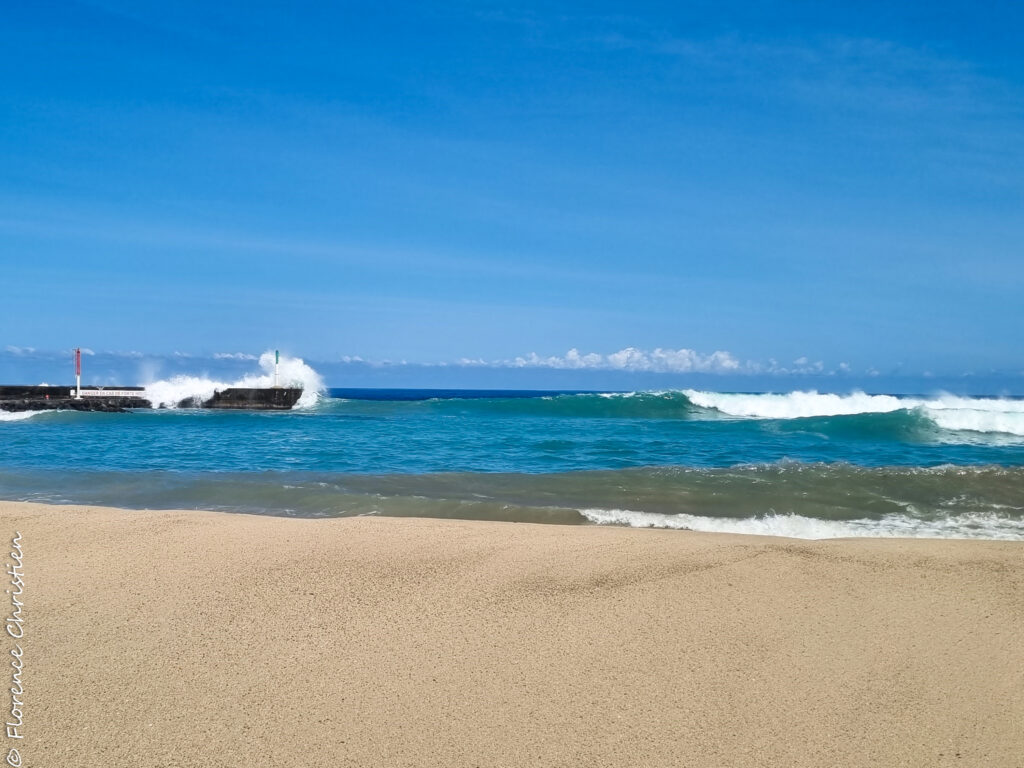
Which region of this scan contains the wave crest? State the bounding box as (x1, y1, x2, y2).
(0, 410, 50, 422)
(684, 390, 1024, 437)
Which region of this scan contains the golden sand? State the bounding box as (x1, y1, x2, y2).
(2, 501, 1021, 767)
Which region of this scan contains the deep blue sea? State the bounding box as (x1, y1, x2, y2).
(3, 364, 1024, 539)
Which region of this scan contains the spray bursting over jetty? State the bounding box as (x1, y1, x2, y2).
(0, 350, 323, 413)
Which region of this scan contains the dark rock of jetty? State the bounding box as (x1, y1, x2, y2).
(178, 388, 303, 410)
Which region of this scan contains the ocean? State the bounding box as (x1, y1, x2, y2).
(2, 361, 1024, 539)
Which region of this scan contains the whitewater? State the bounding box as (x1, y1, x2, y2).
(142, 351, 325, 408)
(579, 507, 1024, 540)
(683, 389, 1024, 436)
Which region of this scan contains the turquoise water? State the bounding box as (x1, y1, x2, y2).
(2, 388, 1024, 539)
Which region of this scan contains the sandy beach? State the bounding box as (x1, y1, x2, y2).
(2, 500, 1021, 767)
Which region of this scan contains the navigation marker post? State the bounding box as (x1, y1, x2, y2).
(274, 350, 280, 389)
(74, 347, 82, 399)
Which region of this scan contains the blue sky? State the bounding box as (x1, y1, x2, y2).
(2, 1, 1022, 388)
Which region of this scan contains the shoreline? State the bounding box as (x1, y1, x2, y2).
(3, 500, 1022, 767)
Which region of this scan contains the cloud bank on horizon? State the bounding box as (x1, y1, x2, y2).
(3, 344, 1021, 395)
(4, 344, 1003, 380)
(461, 348, 833, 376)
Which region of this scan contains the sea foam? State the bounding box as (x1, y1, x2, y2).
(0, 411, 49, 422)
(579, 507, 1024, 540)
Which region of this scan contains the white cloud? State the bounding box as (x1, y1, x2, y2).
(507, 347, 745, 374)
(4, 346, 35, 355)
(213, 352, 258, 361)
(330, 346, 861, 376)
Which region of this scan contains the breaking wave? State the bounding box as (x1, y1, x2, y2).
(143, 351, 325, 408)
(684, 390, 1024, 437)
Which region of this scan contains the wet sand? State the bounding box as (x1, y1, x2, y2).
(3, 500, 1022, 767)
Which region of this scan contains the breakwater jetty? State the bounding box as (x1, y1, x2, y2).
(0, 385, 150, 412)
(0, 385, 303, 412)
(1, 349, 303, 412)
